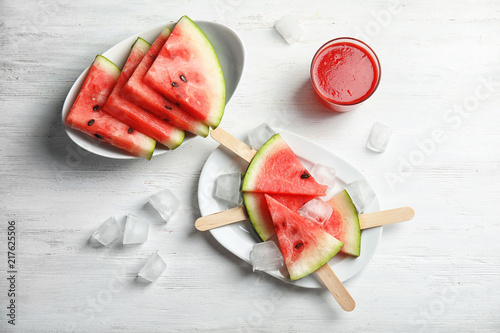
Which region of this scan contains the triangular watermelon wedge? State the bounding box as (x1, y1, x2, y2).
(265, 195, 344, 281)
(323, 190, 361, 257)
(121, 26, 209, 137)
(65, 55, 156, 160)
(143, 16, 225, 129)
(242, 134, 328, 196)
(103, 37, 185, 150)
(243, 192, 317, 242)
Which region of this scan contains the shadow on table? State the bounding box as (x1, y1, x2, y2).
(292, 78, 346, 122)
(39, 89, 149, 173)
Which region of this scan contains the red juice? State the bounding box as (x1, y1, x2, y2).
(311, 38, 381, 112)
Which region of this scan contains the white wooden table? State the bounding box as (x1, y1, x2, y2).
(1, 0, 499, 331)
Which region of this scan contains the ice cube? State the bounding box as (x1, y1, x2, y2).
(247, 123, 276, 151)
(214, 172, 242, 207)
(275, 15, 304, 44)
(345, 179, 376, 213)
(123, 214, 149, 245)
(366, 122, 392, 153)
(148, 189, 180, 223)
(298, 198, 334, 224)
(310, 163, 336, 189)
(91, 216, 122, 246)
(137, 251, 167, 282)
(250, 241, 284, 272)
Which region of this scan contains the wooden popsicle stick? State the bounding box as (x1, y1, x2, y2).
(358, 207, 415, 230)
(195, 206, 248, 231)
(315, 264, 356, 311)
(195, 205, 415, 231)
(210, 127, 257, 163)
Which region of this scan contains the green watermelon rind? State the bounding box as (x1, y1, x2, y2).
(94, 54, 121, 79)
(265, 195, 344, 281)
(242, 192, 273, 242)
(289, 233, 344, 281)
(329, 190, 361, 257)
(132, 37, 151, 50)
(241, 133, 281, 192)
(241, 134, 282, 241)
(181, 16, 226, 129)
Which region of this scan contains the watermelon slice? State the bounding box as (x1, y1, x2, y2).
(65, 55, 156, 160)
(122, 26, 209, 137)
(265, 195, 344, 281)
(242, 134, 328, 196)
(143, 16, 225, 129)
(323, 190, 361, 257)
(243, 192, 317, 242)
(103, 38, 185, 150)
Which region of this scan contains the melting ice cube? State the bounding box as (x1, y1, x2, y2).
(366, 122, 392, 153)
(138, 251, 167, 282)
(214, 172, 242, 207)
(91, 216, 121, 246)
(149, 189, 180, 223)
(310, 163, 336, 189)
(123, 214, 149, 245)
(250, 241, 284, 272)
(345, 179, 376, 213)
(247, 123, 276, 151)
(298, 198, 334, 224)
(275, 15, 304, 44)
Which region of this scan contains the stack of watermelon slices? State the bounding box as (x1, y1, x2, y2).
(65, 16, 225, 159)
(241, 133, 361, 281)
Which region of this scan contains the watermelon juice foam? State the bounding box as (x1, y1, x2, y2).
(310, 38, 381, 112)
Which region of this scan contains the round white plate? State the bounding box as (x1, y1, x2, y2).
(62, 20, 245, 159)
(198, 128, 382, 288)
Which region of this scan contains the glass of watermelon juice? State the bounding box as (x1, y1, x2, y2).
(310, 37, 381, 112)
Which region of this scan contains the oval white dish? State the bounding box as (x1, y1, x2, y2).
(61, 21, 245, 159)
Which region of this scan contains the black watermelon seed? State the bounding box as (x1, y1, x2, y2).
(128, 128, 133, 134)
(180, 74, 187, 82)
(281, 222, 287, 228)
(301, 173, 310, 179)
(94, 134, 103, 140)
(165, 105, 173, 110)
(163, 119, 170, 122)
(175, 102, 180, 106)
(93, 105, 99, 111)
(171, 82, 178, 87)
(295, 243, 303, 250)
(87, 119, 95, 126)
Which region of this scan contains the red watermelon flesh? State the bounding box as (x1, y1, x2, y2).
(103, 38, 185, 150)
(121, 26, 209, 137)
(143, 16, 225, 129)
(323, 190, 361, 257)
(65, 55, 156, 160)
(243, 192, 317, 242)
(241, 134, 328, 196)
(265, 195, 344, 281)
